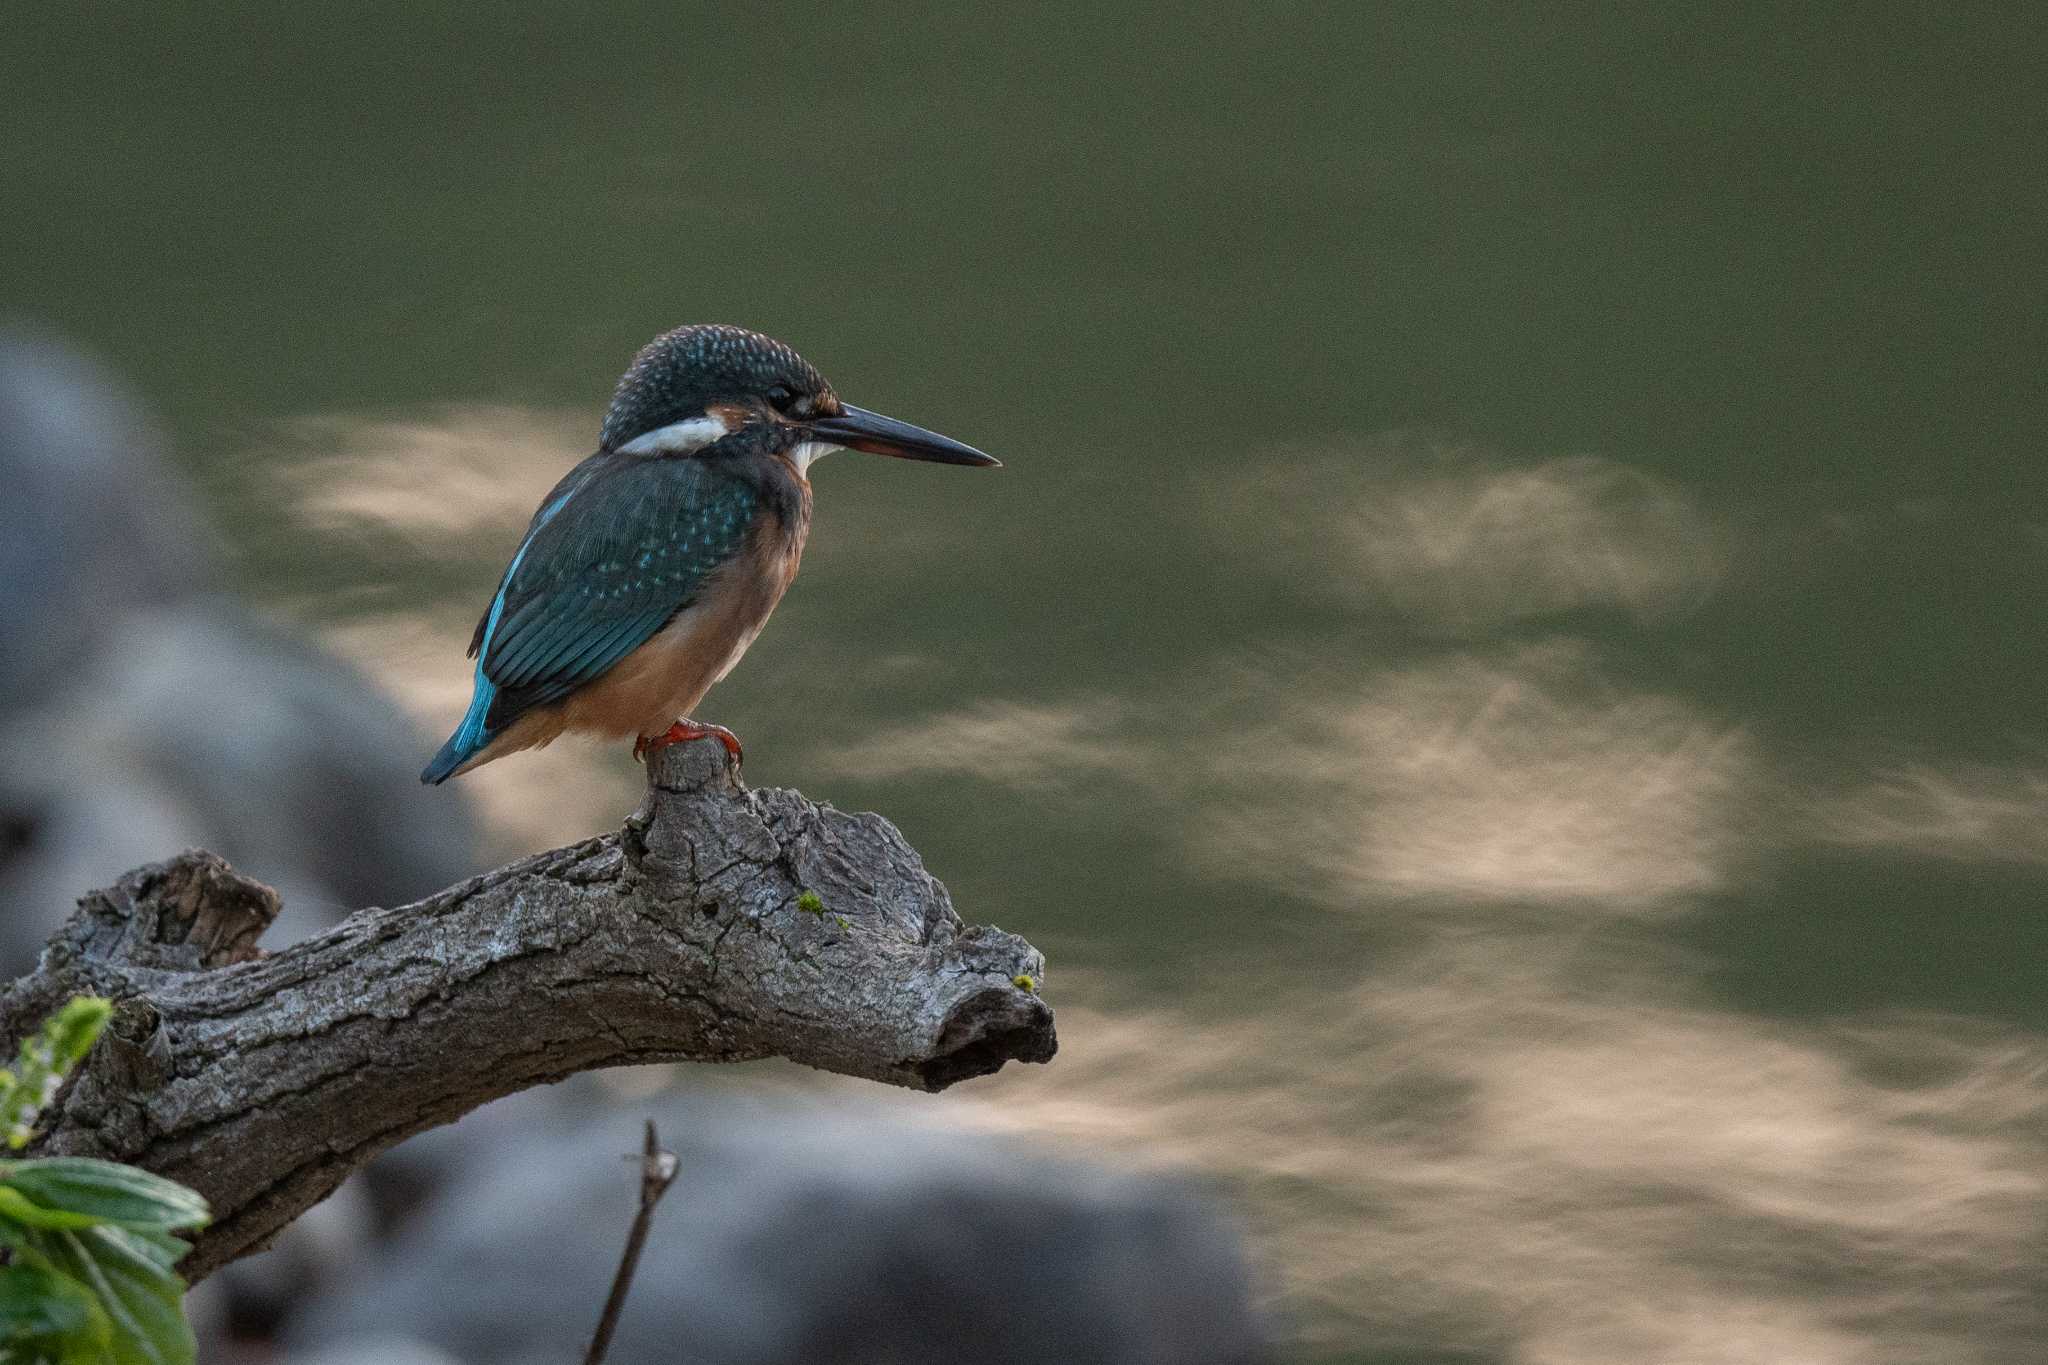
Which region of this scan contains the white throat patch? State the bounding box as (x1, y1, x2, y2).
(790, 440, 841, 474)
(614, 413, 733, 457)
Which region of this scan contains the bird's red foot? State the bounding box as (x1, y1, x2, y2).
(634, 719, 744, 765)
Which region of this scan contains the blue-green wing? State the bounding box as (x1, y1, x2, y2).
(477, 456, 757, 730)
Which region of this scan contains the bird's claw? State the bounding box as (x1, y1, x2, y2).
(635, 720, 744, 766)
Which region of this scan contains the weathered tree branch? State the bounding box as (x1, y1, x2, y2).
(0, 739, 1055, 1281)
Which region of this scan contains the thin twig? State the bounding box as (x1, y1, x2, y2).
(583, 1119, 681, 1365)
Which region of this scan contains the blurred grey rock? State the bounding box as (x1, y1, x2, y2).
(287, 1089, 1271, 1365)
(0, 326, 205, 712)
(208, 1168, 379, 1338)
(280, 1339, 462, 1365)
(0, 326, 477, 970)
(0, 603, 481, 960)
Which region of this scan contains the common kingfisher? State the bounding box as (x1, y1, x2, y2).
(421, 324, 997, 784)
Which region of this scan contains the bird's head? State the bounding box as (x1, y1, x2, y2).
(596, 324, 998, 474)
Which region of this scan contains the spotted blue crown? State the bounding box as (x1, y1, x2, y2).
(598, 324, 829, 453)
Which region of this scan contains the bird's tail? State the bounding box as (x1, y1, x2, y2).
(420, 683, 496, 784)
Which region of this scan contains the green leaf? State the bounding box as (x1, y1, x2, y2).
(0, 1262, 96, 1336)
(0, 1260, 113, 1364)
(0, 1008, 200, 1363)
(42, 1001, 111, 1074)
(27, 1226, 195, 1365)
(0, 1186, 105, 1231)
(71, 1225, 189, 1293)
(105, 1227, 191, 1274)
(0, 1160, 210, 1233)
(0, 997, 113, 1150)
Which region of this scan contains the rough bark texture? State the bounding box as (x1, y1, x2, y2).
(0, 739, 1055, 1281)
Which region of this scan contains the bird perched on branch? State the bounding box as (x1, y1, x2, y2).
(422, 324, 997, 784)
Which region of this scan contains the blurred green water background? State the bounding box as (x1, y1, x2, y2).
(7, 5, 2046, 1360)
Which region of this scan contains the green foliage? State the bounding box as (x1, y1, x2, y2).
(1011, 974, 1038, 994)
(0, 1263, 100, 1356)
(0, 1000, 209, 1365)
(0, 1165, 208, 1236)
(795, 890, 825, 915)
(1, 1000, 112, 1151)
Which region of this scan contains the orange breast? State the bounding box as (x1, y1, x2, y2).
(557, 504, 807, 739)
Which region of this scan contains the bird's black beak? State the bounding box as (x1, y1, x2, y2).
(808, 404, 1001, 468)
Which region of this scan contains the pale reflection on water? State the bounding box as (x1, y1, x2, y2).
(1810, 762, 2048, 868)
(267, 405, 589, 542)
(829, 644, 1757, 912)
(953, 957, 2047, 1363)
(1195, 641, 1757, 910)
(819, 698, 1140, 791)
(266, 412, 2048, 1361)
(1213, 442, 1730, 632)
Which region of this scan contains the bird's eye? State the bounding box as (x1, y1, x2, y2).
(765, 385, 795, 412)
